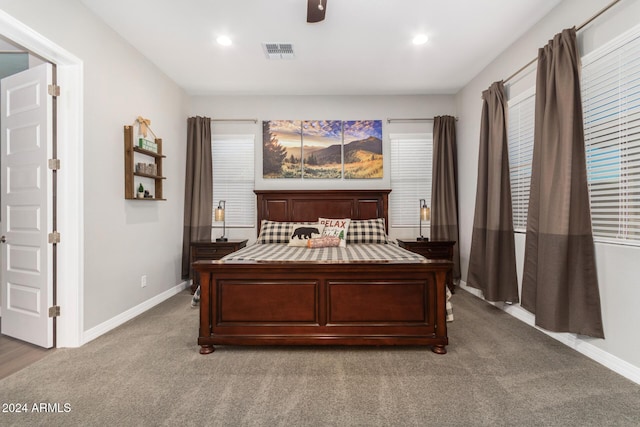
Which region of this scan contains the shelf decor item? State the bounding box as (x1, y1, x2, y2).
(215, 200, 227, 242)
(137, 183, 144, 199)
(137, 138, 158, 153)
(137, 116, 151, 137)
(418, 198, 430, 241)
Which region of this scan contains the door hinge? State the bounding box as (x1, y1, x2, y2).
(48, 84, 60, 97)
(48, 159, 61, 170)
(48, 231, 61, 244)
(48, 306, 60, 318)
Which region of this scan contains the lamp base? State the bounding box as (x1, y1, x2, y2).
(416, 237, 429, 242)
(216, 237, 228, 242)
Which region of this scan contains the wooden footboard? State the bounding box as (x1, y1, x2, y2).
(194, 259, 451, 354)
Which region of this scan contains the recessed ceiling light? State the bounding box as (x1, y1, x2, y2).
(412, 34, 428, 45)
(216, 35, 232, 46)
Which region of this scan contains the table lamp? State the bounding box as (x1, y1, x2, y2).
(215, 200, 227, 242)
(418, 198, 430, 241)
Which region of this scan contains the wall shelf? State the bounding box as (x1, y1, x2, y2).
(124, 125, 166, 200)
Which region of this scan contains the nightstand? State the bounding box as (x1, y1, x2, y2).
(397, 239, 456, 293)
(189, 239, 248, 294)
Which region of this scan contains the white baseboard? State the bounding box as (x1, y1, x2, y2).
(82, 281, 190, 345)
(458, 282, 640, 385)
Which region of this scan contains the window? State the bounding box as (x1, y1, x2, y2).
(582, 25, 640, 244)
(507, 88, 535, 232)
(389, 133, 432, 227)
(212, 135, 255, 228)
(506, 25, 640, 245)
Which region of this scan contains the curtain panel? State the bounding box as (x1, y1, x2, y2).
(521, 28, 604, 338)
(181, 116, 213, 279)
(431, 116, 461, 281)
(468, 81, 519, 303)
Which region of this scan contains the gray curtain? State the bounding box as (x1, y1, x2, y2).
(521, 28, 604, 338)
(468, 81, 519, 303)
(181, 116, 213, 279)
(431, 116, 461, 281)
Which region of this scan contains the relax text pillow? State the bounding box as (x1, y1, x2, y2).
(318, 218, 351, 248)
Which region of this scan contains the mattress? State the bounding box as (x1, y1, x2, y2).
(221, 242, 426, 262)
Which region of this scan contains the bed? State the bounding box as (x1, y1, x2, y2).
(193, 189, 452, 355)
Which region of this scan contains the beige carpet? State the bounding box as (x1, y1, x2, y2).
(1, 289, 638, 426)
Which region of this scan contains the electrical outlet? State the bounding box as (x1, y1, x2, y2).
(141, 275, 147, 288)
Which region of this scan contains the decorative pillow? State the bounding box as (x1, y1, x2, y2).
(288, 224, 325, 247)
(346, 218, 388, 244)
(307, 236, 341, 248)
(318, 218, 351, 248)
(256, 220, 295, 244)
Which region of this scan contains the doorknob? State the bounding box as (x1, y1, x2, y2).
(0, 235, 6, 243)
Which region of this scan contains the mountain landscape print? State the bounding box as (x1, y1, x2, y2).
(343, 120, 383, 179)
(302, 120, 342, 179)
(263, 119, 383, 179)
(263, 120, 302, 178)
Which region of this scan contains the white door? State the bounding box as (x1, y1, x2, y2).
(1, 63, 54, 348)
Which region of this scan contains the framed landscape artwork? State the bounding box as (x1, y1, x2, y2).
(262, 119, 382, 179)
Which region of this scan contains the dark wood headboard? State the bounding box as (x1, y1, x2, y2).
(255, 190, 391, 234)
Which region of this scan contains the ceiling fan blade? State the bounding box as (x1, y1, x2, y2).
(307, 0, 327, 23)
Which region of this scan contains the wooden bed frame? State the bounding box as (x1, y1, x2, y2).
(194, 189, 452, 355)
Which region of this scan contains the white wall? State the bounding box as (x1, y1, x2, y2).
(455, 0, 640, 377)
(0, 0, 189, 332)
(189, 94, 456, 243)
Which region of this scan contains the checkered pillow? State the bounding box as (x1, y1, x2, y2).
(256, 220, 316, 244)
(346, 218, 388, 244)
(256, 220, 294, 244)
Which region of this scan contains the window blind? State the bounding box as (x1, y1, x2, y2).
(389, 134, 432, 227)
(582, 25, 640, 244)
(212, 135, 255, 227)
(507, 88, 535, 232)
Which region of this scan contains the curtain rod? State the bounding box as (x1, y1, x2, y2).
(386, 117, 458, 124)
(209, 118, 257, 123)
(503, 0, 621, 84)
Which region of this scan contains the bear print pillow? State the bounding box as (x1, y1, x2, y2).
(287, 223, 325, 247)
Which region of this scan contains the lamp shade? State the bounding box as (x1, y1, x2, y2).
(420, 206, 431, 221)
(215, 207, 225, 221)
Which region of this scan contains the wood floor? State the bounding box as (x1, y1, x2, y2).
(0, 330, 51, 380)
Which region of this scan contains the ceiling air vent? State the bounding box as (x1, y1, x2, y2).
(262, 43, 295, 60)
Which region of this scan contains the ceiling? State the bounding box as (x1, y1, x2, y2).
(80, 0, 562, 96)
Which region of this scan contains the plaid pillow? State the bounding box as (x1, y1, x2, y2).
(256, 220, 294, 244)
(346, 218, 388, 244)
(256, 220, 316, 244)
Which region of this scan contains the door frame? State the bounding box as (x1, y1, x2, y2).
(1, 10, 84, 347)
